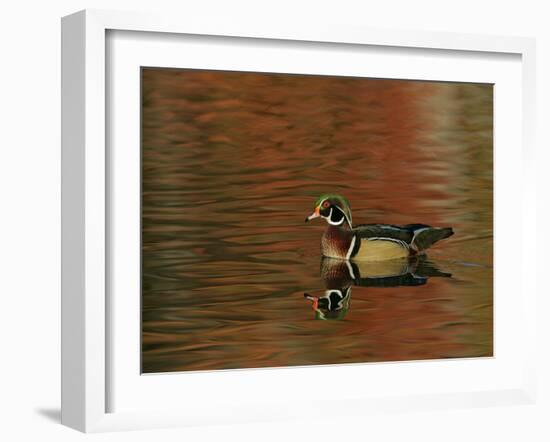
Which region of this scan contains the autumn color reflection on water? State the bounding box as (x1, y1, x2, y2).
(141, 68, 493, 373)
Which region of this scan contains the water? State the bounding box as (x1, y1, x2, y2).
(141, 69, 493, 373)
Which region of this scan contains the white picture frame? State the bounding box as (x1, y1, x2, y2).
(61, 9, 537, 433)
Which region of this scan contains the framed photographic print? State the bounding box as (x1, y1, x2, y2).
(61, 9, 538, 433)
(140, 67, 490, 373)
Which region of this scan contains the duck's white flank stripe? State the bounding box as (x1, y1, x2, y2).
(367, 237, 409, 249)
(346, 235, 357, 260)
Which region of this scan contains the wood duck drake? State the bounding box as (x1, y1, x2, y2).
(305, 194, 453, 261)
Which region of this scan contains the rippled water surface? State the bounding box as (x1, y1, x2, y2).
(141, 69, 493, 373)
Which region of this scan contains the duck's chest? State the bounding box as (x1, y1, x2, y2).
(321, 226, 353, 259)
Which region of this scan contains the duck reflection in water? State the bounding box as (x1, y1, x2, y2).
(304, 256, 452, 320)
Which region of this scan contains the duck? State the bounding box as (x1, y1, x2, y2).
(305, 194, 453, 261)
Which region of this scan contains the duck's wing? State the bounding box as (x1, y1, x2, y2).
(408, 225, 454, 251)
(353, 223, 453, 251)
(352, 224, 417, 243)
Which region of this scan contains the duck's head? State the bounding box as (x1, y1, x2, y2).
(305, 194, 352, 227)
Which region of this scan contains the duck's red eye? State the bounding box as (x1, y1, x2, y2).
(322, 201, 330, 208)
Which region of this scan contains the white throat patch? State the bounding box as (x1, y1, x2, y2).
(322, 206, 351, 227)
(324, 208, 345, 225)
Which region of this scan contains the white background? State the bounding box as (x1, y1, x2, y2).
(0, 1, 548, 441)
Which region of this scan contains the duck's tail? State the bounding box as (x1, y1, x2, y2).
(407, 225, 454, 252)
